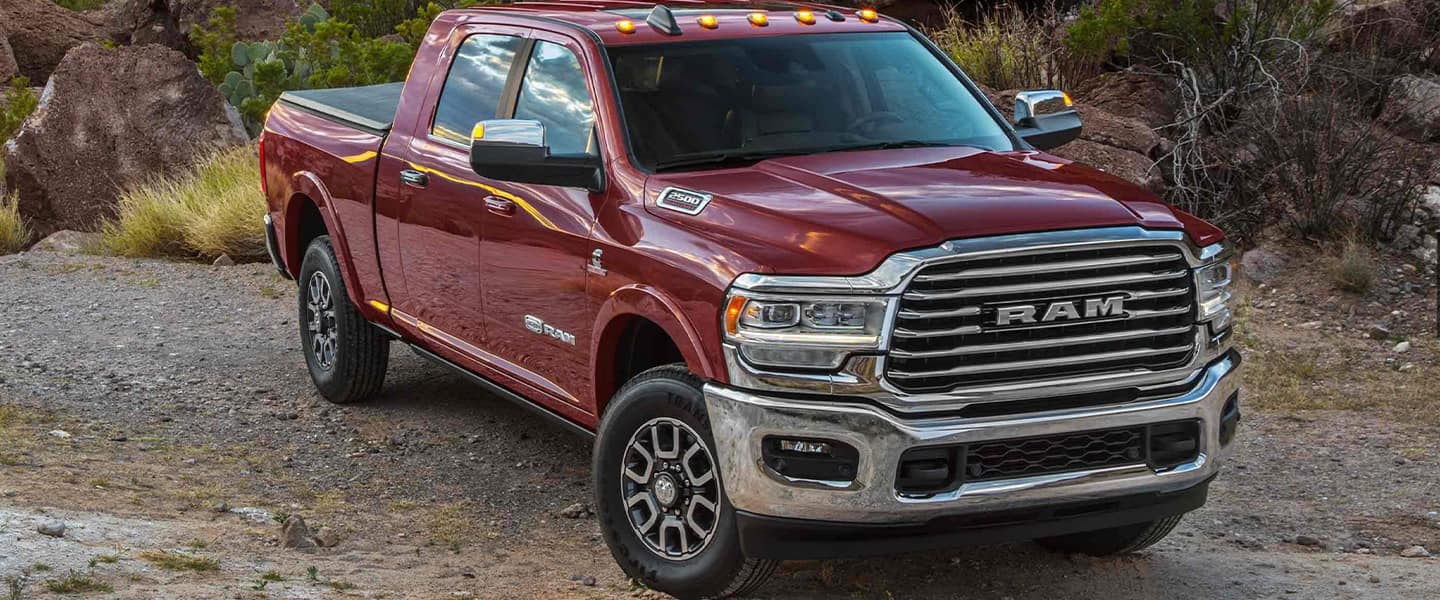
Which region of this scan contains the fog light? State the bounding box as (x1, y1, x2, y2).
(779, 439, 830, 454)
(763, 437, 858, 484)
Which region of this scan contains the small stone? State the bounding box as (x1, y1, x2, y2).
(1368, 324, 1392, 340)
(569, 575, 596, 586)
(1369, 574, 1381, 583)
(315, 527, 341, 548)
(48, 430, 72, 439)
(212, 502, 229, 513)
(1394, 341, 1412, 353)
(559, 502, 591, 519)
(281, 515, 318, 549)
(212, 254, 235, 267)
(108, 435, 127, 442)
(1295, 535, 1324, 547)
(1300, 321, 1323, 329)
(1400, 545, 1430, 558)
(37, 521, 66, 538)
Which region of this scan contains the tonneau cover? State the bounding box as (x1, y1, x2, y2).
(279, 82, 403, 135)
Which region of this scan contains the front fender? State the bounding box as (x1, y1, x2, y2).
(592, 285, 721, 408)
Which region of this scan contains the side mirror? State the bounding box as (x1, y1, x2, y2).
(1012, 90, 1082, 151)
(469, 119, 604, 193)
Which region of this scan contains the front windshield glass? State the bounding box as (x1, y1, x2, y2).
(608, 31, 1014, 172)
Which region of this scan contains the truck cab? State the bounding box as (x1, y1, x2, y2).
(260, 3, 1241, 598)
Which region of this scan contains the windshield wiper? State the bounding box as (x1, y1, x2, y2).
(821, 140, 959, 153)
(652, 150, 809, 172)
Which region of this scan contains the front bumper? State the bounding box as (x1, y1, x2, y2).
(704, 351, 1240, 526)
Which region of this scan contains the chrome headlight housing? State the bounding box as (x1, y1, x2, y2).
(1195, 241, 1236, 336)
(722, 288, 895, 370)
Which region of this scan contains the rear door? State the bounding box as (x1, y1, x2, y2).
(390, 26, 527, 354)
(477, 30, 605, 411)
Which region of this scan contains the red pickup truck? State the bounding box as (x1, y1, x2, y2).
(260, 2, 1242, 597)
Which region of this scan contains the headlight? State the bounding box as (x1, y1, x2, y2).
(1195, 242, 1236, 335)
(723, 292, 893, 369)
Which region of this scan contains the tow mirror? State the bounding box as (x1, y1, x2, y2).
(1012, 90, 1082, 151)
(469, 119, 604, 192)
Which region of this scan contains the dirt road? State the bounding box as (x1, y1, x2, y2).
(1, 249, 1437, 599)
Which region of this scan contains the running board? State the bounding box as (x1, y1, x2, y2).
(407, 344, 595, 439)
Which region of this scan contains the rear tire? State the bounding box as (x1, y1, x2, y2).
(298, 236, 389, 404)
(1035, 514, 1185, 556)
(593, 365, 778, 599)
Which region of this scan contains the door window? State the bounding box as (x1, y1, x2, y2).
(432, 34, 523, 145)
(513, 41, 597, 157)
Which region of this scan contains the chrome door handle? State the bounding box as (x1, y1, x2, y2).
(400, 169, 428, 188)
(485, 196, 515, 216)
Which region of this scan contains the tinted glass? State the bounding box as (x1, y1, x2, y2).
(514, 41, 597, 156)
(608, 32, 1014, 171)
(432, 34, 523, 145)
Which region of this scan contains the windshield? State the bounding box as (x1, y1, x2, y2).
(608, 31, 1014, 172)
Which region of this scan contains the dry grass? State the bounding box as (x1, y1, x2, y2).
(44, 572, 112, 594)
(138, 550, 219, 572)
(927, 3, 1095, 91)
(0, 191, 30, 255)
(1329, 240, 1375, 294)
(1242, 336, 1440, 423)
(98, 145, 264, 262)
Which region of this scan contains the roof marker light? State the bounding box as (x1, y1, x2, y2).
(858, 8, 879, 22)
(747, 12, 768, 26)
(697, 14, 718, 29)
(615, 19, 636, 34)
(795, 9, 816, 24)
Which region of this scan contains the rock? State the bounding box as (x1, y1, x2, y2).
(211, 502, 229, 513)
(1295, 534, 1324, 547)
(47, 429, 71, 439)
(1368, 324, 1392, 340)
(36, 520, 66, 537)
(559, 502, 592, 519)
(1241, 247, 1288, 284)
(1300, 321, 1323, 329)
(31, 230, 99, 254)
(1394, 341, 1412, 353)
(1381, 75, 1440, 142)
(281, 515, 318, 549)
(212, 254, 234, 267)
(1070, 70, 1178, 130)
(1, 43, 247, 239)
(0, 0, 101, 82)
(1400, 545, 1430, 558)
(105, 0, 304, 51)
(314, 527, 340, 548)
(0, 26, 17, 83)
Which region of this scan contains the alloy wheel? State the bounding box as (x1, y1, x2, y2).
(620, 417, 722, 560)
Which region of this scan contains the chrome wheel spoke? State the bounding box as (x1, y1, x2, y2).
(621, 417, 722, 561)
(686, 495, 716, 538)
(682, 443, 714, 486)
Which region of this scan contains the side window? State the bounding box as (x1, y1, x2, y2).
(432, 34, 523, 145)
(513, 41, 597, 156)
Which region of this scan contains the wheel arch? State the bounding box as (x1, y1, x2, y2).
(283, 172, 364, 309)
(592, 286, 719, 416)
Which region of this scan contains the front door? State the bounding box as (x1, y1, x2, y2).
(478, 33, 605, 410)
(391, 28, 527, 354)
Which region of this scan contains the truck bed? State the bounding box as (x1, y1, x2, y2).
(277, 82, 404, 135)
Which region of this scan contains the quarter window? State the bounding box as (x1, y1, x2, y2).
(514, 41, 597, 156)
(432, 34, 523, 145)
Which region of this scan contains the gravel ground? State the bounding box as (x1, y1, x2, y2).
(1, 249, 1437, 599)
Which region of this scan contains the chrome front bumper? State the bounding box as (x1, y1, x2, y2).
(705, 352, 1240, 524)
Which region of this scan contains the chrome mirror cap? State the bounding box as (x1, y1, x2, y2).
(472, 119, 546, 148)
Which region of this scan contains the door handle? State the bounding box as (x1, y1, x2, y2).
(400, 169, 429, 188)
(485, 196, 515, 216)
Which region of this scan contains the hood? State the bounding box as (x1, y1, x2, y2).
(644, 147, 1211, 277)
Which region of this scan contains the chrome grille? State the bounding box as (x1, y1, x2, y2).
(886, 244, 1197, 394)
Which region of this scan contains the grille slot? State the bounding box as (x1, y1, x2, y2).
(965, 427, 1144, 481)
(886, 244, 1197, 394)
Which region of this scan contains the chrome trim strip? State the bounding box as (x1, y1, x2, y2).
(914, 252, 1184, 282)
(889, 326, 1194, 359)
(902, 269, 1189, 301)
(888, 345, 1194, 379)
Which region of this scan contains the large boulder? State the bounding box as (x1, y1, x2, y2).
(1069, 70, 1178, 130)
(1381, 74, 1440, 142)
(0, 0, 101, 82)
(1, 43, 247, 238)
(105, 0, 304, 53)
(0, 25, 17, 83)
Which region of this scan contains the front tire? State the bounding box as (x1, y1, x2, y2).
(593, 365, 778, 599)
(298, 236, 389, 404)
(1035, 514, 1185, 556)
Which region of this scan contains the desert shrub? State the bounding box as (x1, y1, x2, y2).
(1329, 240, 1375, 294)
(1, 77, 39, 143)
(99, 145, 265, 261)
(928, 3, 1097, 91)
(52, 0, 106, 11)
(192, 7, 240, 85)
(0, 191, 30, 255)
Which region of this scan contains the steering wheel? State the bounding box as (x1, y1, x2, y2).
(848, 112, 904, 136)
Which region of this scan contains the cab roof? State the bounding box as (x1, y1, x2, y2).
(458, 1, 909, 46)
